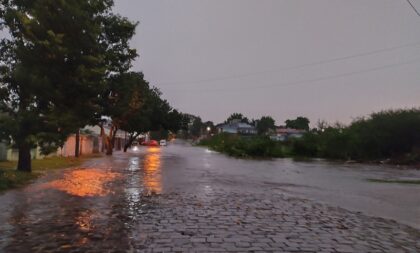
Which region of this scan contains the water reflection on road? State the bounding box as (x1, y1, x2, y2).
(75, 210, 94, 232)
(143, 147, 162, 194)
(45, 168, 120, 197)
(0, 141, 419, 252)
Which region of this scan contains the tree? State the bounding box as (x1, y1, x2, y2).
(285, 117, 310, 131)
(0, 0, 122, 171)
(120, 83, 183, 152)
(256, 116, 276, 135)
(99, 72, 144, 155)
(0, 0, 137, 171)
(164, 109, 184, 133)
(176, 113, 192, 138)
(190, 117, 203, 138)
(292, 109, 420, 162)
(225, 113, 250, 124)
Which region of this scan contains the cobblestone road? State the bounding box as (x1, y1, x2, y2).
(0, 144, 419, 252)
(127, 191, 420, 253)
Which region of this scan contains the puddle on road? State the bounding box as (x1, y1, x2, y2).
(44, 168, 121, 197)
(75, 210, 95, 232)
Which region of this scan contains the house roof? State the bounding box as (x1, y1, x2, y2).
(276, 127, 306, 134)
(218, 122, 256, 130)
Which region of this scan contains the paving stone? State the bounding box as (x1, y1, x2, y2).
(122, 192, 419, 252)
(1, 170, 419, 252)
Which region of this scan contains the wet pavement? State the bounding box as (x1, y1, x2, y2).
(0, 141, 419, 252)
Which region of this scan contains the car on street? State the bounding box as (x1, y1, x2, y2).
(159, 140, 167, 146)
(141, 140, 159, 146)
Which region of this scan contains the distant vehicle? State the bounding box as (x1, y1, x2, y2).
(146, 140, 159, 147)
(159, 140, 167, 146)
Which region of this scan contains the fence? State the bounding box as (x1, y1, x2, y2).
(0, 142, 7, 161)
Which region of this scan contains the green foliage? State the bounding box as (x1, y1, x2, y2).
(165, 109, 184, 133)
(0, 0, 137, 170)
(292, 109, 420, 163)
(225, 113, 250, 124)
(285, 117, 310, 131)
(117, 76, 183, 135)
(0, 170, 38, 191)
(255, 116, 276, 135)
(101, 72, 146, 129)
(102, 73, 185, 150)
(291, 133, 319, 157)
(206, 109, 420, 164)
(149, 130, 169, 141)
(176, 114, 204, 139)
(200, 133, 285, 158)
(190, 117, 203, 137)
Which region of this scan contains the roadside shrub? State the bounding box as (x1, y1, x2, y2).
(200, 134, 284, 158)
(292, 133, 319, 157)
(291, 108, 420, 163)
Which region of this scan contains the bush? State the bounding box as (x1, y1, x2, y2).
(291, 108, 420, 163)
(291, 133, 319, 157)
(199, 133, 284, 158)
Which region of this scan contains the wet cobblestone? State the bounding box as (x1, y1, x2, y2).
(2, 189, 419, 252)
(127, 191, 420, 253)
(1, 147, 419, 252)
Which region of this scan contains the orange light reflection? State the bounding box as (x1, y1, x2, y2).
(46, 169, 120, 197)
(143, 147, 162, 194)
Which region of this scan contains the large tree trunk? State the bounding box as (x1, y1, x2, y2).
(105, 126, 117, 156)
(123, 134, 136, 152)
(17, 143, 31, 172)
(100, 125, 106, 152)
(99, 124, 118, 156)
(105, 136, 113, 155)
(75, 130, 80, 157)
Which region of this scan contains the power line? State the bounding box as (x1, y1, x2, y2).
(158, 40, 420, 86)
(406, 0, 420, 17)
(165, 57, 420, 92)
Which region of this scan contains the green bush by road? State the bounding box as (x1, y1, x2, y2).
(292, 109, 420, 164)
(200, 133, 289, 158)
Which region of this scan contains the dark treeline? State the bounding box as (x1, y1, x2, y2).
(293, 109, 420, 164)
(201, 109, 420, 165)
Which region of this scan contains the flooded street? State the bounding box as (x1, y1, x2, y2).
(0, 141, 419, 252)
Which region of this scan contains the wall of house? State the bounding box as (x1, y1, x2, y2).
(58, 134, 99, 157)
(219, 127, 238, 134)
(1, 129, 128, 161)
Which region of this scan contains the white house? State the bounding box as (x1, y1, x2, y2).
(270, 127, 306, 141)
(217, 119, 257, 135)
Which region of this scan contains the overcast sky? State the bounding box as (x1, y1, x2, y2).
(112, 0, 420, 125)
